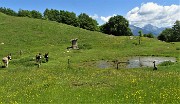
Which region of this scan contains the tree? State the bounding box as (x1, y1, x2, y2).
(44, 9, 79, 27)
(0, 7, 17, 16)
(100, 15, 132, 36)
(138, 30, 143, 44)
(78, 13, 99, 31)
(158, 28, 173, 42)
(138, 30, 143, 37)
(43, 9, 60, 21)
(172, 20, 180, 42)
(100, 24, 111, 34)
(18, 9, 31, 17)
(158, 20, 180, 42)
(43, 8, 50, 20)
(59, 10, 79, 27)
(18, 9, 42, 19)
(31, 10, 42, 19)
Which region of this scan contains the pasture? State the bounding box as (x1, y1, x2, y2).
(0, 13, 180, 103)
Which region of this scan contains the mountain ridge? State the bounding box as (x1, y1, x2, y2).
(129, 24, 166, 36)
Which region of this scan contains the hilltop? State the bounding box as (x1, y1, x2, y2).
(0, 12, 178, 58)
(0, 13, 179, 103)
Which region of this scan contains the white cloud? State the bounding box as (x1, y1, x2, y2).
(126, 2, 180, 28)
(90, 14, 99, 19)
(100, 14, 117, 23)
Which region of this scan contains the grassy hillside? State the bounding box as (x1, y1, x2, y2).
(0, 13, 180, 103)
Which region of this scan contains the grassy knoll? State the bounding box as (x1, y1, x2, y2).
(0, 13, 180, 103)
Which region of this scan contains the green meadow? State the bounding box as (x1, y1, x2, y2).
(0, 13, 180, 103)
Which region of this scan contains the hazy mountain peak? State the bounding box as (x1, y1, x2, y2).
(143, 24, 159, 31)
(129, 24, 166, 36)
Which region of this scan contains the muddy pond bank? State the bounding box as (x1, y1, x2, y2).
(82, 56, 176, 69)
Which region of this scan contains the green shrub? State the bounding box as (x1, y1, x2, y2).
(132, 42, 138, 45)
(176, 47, 180, 50)
(159, 61, 174, 66)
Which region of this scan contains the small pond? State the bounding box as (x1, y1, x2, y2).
(86, 56, 176, 69)
(127, 56, 176, 68)
(97, 61, 114, 69)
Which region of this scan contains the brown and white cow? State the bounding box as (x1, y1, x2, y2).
(2, 54, 12, 68)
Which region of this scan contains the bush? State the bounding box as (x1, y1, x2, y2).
(144, 33, 155, 38)
(159, 61, 174, 66)
(132, 42, 138, 45)
(176, 47, 180, 50)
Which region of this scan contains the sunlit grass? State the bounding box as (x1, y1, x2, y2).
(0, 13, 179, 103)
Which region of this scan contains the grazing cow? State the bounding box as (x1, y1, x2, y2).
(36, 53, 42, 64)
(2, 54, 12, 68)
(44, 53, 49, 62)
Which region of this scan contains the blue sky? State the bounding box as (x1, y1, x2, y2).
(0, 0, 179, 27)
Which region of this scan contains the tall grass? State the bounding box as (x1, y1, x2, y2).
(0, 13, 179, 103)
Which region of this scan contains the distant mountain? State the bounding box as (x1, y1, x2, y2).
(142, 24, 166, 35)
(129, 24, 166, 36)
(129, 25, 151, 36)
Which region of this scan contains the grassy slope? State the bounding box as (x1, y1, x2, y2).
(0, 13, 180, 103)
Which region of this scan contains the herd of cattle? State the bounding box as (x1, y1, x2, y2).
(1, 38, 76, 68)
(2, 53, 49, 68)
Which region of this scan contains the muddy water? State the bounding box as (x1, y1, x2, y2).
(85, 56, 176, 69)
(97, 61, 114, 69)
(127, 56, 176, 68)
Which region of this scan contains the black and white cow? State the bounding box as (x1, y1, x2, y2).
(44, 53, 49, 62)
(36, 53, 42, 64)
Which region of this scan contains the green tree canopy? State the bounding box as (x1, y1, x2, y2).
(18, 9, 31, 17)
(59, 10, 79, 27)
(31, 10, 42, 19)
(158, 20, 180, 42)
(100, 15, 132, 36)
(158, 28, 173, 42)
(43, 9, 79, 27)
(0, 7, 17, 16)
(43, 9, 59, 21)
(138, 30, 143, 37)
(78, 13, 99, 31)
(18, 9, 42, 19)
(172, 20, 180, 42)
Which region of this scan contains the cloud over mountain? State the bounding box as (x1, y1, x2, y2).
(126, 2, 180, 28)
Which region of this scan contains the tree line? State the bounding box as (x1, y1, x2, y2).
(158, 20, 180, 42)
(0, 7, 179, 42)
(0, 7, 132, 36)
(0, 7, 99, 31)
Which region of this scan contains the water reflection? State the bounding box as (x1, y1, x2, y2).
(128, 56, 176, 68)
(84, 56, 176, 69)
